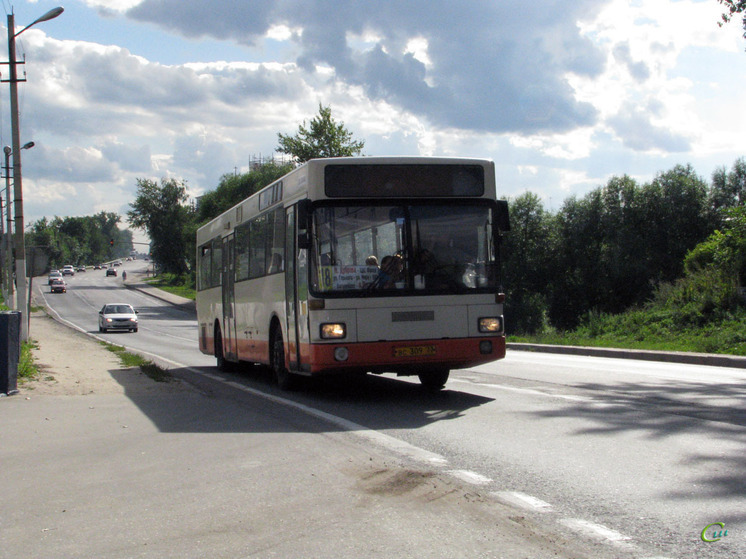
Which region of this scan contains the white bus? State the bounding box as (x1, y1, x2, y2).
(196, 156, 510, 390)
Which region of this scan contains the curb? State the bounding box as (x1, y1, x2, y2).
(508, 342, 746, 369)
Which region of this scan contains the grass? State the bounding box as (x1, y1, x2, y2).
(145, 272, 195, 300)
(510, 306, 746, 356)
(98, 341, 172, 382)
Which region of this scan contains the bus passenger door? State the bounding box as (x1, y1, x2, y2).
(222, 234, 238, 362)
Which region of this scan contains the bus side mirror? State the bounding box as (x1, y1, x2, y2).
(297, 199, 312, 250)
(496, 200, 510, 232)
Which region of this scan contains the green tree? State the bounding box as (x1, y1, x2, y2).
(502, 193, 554, 333)
(128, 178, 194, 275)
(709, 158, 746, 222)
(276, 104, 365, 163)
(717, 0, 746, 44)
(196, 161, 293, 224)
(25, 213, 131, 269)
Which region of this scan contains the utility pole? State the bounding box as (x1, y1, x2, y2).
(3, 7, 64, 340)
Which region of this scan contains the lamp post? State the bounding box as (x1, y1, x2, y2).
(3, 142, 34, 309)
(6, 7, 63, 340)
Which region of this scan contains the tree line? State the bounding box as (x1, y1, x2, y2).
(25, 212, 133, 268)
(504, 158, 746, 333)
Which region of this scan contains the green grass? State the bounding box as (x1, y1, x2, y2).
(511, 306, 746, 356)
(99, 341, 172, 382)
(145, 273, 195, 300)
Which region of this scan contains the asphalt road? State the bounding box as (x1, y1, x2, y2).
(32, 262, 746, 558)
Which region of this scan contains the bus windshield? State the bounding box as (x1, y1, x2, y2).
(310, 202, 498, 295)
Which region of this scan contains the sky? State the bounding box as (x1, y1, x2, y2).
(1, 0, 745, 245)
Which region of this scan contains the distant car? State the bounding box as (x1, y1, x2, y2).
(50, 278, 66, 293)
(98, 303, 138, 333)
(48, 270, 63, 285)
(62, 265, 75, 276)
(76, 266, 86, 272)
(106, 268, 117, 277)
(113, 261, 122, 267)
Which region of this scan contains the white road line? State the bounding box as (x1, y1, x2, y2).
(447, 469, 492, 485)
(560, 518, 635, 548)
(491, 491, 553, 512)
(203, 372, 448, 466)
(450, 378, 590, 402)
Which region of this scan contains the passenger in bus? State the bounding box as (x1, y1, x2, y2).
(365, 255, 379, 267)
(378, 254, 404, 288)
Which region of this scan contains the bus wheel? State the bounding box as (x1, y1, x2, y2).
(418, 368, 449, 390)
(272, 328, 297, 390)
(215, 327, 230, 372)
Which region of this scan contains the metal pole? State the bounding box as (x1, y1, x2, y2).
(8, 13, 27, 340)
(0, 193, 4, 302)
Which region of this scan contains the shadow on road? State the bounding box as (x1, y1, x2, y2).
(109, 362, 494, 438)
(529, 379, 746, 519)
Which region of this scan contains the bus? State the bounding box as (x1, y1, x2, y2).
(196, 156, 510, 390)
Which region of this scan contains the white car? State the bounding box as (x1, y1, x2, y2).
(98, 303, 139, 333)
(62, 265, 75, 276)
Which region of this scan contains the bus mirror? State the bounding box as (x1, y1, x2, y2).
(298, 232, 311, 250)
(496, 200, 510, 232)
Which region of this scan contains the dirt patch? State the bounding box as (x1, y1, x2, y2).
(21, 312, 150, 396)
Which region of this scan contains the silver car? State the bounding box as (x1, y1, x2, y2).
(98, 303, 138, 333)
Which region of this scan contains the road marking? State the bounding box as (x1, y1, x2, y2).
(560, 518, 634, 548)
(206, 372, 448, 466)
(447, 469, 492, 485)
(451, 378, 590, 402)
(492, 491, 553, 512)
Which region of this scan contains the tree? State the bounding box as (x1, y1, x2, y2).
(276, 104, 365, 163)
(502, 193, 555, 333)
(709, 157, 746, 218)
(196, 161, 293, 224)
(128, 178, 194, 275)
(717, 1, 746, 44)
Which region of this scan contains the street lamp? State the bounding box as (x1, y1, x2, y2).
(3, 142, 34, 309)
(6, 7, 63, 341)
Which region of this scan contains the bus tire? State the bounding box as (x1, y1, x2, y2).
(418, 368, 449, 391)
(272, 327, 297, 390)
(214, 326, 230, 372)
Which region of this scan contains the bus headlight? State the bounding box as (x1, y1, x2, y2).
(478, 317, 503, 333)
(321, 323, 346, 339)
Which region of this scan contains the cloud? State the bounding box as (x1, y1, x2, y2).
(608, 101, 691, 153)
(124, 0, 608, 134)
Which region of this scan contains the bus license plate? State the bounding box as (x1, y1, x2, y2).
(394, 345, 437, 357)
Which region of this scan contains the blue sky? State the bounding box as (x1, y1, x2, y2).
(2, 0, 745, 242)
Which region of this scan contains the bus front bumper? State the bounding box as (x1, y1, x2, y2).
(305, 336, 506, 375)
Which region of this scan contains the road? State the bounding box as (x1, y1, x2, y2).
(34, 262, 746, 558)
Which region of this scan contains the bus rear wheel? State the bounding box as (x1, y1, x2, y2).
(272, 328, 298, 390)
(418, 368, 449, 390)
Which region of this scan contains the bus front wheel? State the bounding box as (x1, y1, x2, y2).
(418, 368, 449, 391)
(272, 328, 298, 390)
